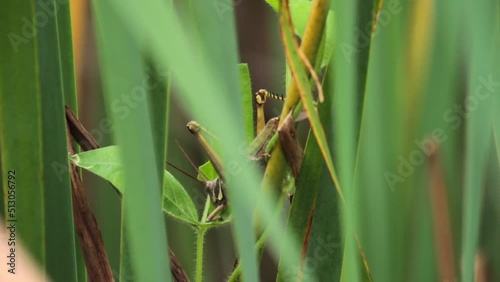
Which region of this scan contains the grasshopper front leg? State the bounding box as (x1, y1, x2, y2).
(204, 177, 227, 221)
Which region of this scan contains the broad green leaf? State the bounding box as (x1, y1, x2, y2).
(162, 171, 199, 225)
(70, 146, 126, 189)
(70, 146, 199, 225)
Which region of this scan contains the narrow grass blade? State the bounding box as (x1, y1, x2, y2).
(57, 1, 78, 110)
(461, 1, 499, 280)
(276, 62, 338, 281)
(55, 2, 86, 280)
(36, 1, 79, 279)
(412, 1, 462, 281)
(0, 2, 45, 268)
(93, 2, 171, 281)
(278, 0, 344, 203)
(147, 60, 170, 186)
(239, 64, 254, 143)
(351, 0, 406, 280)
(1, 1, 78, 280)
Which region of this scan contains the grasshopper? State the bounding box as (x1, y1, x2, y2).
(184, 89, 291, 221)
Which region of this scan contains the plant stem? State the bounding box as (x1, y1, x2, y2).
(196, 228, 206, 282)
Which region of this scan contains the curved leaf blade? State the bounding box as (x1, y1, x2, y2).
(279, 0, 344, 203)
(71, 146, 199, 225)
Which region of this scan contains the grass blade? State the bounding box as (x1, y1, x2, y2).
(461, 1, 499, 280)
(278, 0, 344, 203)
(36, 1, 79, 279)
(0, 0, 45, 270)
(239, 64, 255, 143)
(93, 2, 171, 281)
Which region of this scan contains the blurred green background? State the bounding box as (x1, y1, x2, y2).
(1, 0, 499, 281)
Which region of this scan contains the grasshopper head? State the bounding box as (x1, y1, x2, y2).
(186, 121, 201, 134)
(255, 89, 267, 105)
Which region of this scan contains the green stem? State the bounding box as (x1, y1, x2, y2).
(196, 228, 206, 282)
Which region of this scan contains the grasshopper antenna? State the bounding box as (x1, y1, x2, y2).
(175, 140, 210, 182)
(166, 161, 204, 185)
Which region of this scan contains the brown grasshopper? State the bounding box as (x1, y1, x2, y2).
(183, 89, 301, 221)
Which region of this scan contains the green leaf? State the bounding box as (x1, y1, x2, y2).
(70, 146, 126, 189)
(198, 161, 218, 181)
(71, 146, 199, 225)
(162, 170, 199, 224)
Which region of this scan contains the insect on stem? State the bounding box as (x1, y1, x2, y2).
(186, 121, 225, 181)
(174, 139, 228, 222)
(255, 89, 286, 135)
